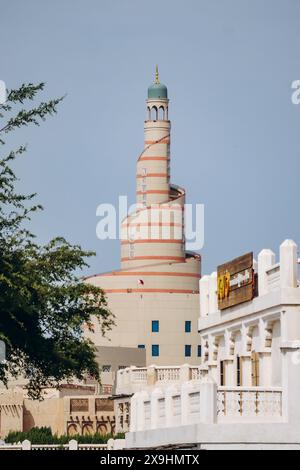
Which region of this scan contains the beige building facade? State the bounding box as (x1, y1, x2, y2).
(0, 386, 115, 439)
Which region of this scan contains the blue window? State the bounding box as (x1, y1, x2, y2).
(152, 345, 160, 357)
(185, 321, 191, 333)
(185, 345, 192, 357)
(138, 345, 145, 349)
(198, 345, 202, 357)
(152, 320, 159, 333)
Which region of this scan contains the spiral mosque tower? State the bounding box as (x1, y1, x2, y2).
(85, 69, 201, 366)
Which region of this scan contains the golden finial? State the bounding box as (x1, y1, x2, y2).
(155, 65, 160, 84)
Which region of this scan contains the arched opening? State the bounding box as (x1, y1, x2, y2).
(158, 106, 165, 121)
(97, 423, 108, 435)
(150, 106, 157, 121)
(147, 106, 151, 121)
(67, 423, 78, 436)
(82, 423, 93, 436)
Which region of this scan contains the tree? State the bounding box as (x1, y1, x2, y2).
(0, 83, 114, 398)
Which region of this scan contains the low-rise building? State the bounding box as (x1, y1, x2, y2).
(0, 385, 115, 438)
(0, 345, 145, 438)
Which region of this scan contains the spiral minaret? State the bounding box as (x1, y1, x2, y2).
(85, 69, 201, 366)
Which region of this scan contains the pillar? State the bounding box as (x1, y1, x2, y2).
(199, 376, 217, 424)
(130, 393, 138, 432)
(209, 272, 218, 314)
(200, 275, 210, 317)
(258, 249, 276, 296)
(260, 352, 272, 387)
(280, 239, 297, 289)
(281, 345, 300, 424)
(147, 365, 157, 387)
(180, 364, 191, 383)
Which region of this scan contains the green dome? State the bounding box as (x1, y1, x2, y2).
(148, 82, 168, 100)
(148, 66, 168, 99)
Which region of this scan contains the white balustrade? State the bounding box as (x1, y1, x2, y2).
(130, 383, 284, 432)
(117, 364, 204, 396)
(217, 387, 282, 421)
(156, 366, 180, 383)
(132, 368, 147, 383)
(0, 440, 125, 451)
(190, 367, 202, 381)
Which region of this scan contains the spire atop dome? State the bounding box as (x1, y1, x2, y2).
(155, 65, 160, 84)
(148, 66, 168, 100)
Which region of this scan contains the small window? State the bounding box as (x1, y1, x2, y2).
(185, 321, 191, 333)
(251, 352, 260, 386)
(152, 320, 159, 333)
(102, 365, 111, 373)
(185, 345, 192, 357)
(118, 365, 126, 370)
(197, 345, 202, 357)
(152, 345, 160, 357)
(138, 345, 145, 349)
(220, 361, 225, 386)
(237, 356, 242, 386)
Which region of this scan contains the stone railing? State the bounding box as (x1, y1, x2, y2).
(217, 387, 283, 421)
(116, 364, 203, 396)
(0, 438, 125, 451)
(156, 366, 181, 383)
(129, 379, 284, 432)
(130, 379, 207, 432)
(190, 366, 202, 381)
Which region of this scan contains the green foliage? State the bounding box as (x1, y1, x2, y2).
(0, 83, 114, 398)
(5, 426, 53, 444)
(5, 427, 125, 445)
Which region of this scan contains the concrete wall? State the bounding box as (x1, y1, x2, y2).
(85, 293, 201, 366)
(23, 398, 64, 435)
(0, 392, 23, 438)
(95, 346, 146, 371)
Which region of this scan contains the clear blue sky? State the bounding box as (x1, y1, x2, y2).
(1, 0, 300, 276)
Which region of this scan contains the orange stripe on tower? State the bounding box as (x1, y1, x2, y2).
(121, 239, 183, 245)
(136, 173, 168, 178)
(121, 256, 185, 262)
(102, 271, 200, 278)
(104, 288, 199, 294)
(144, 139, 170, 144)
(136, 190, 169, 195)
(122, 222, 182, 228)
(139, 157, 168, 162)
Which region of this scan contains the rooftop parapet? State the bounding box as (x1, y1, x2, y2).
(199, 239, 300, 317)
(116, 364, 203, 396)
